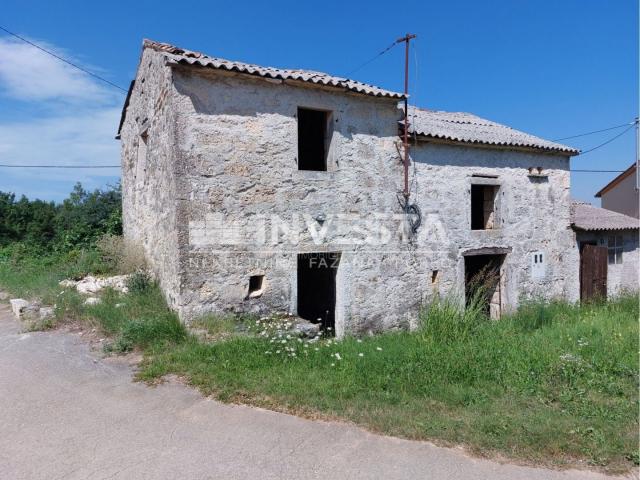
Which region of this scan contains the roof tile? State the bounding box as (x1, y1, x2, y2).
(571, 201, 639, 231)
(405, 108, 579, 155)
(143, 39, 405, 100)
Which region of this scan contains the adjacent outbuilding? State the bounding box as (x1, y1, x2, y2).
(571, 200, 639, 300)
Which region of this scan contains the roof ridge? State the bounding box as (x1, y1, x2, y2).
(141, 39, 405, 100)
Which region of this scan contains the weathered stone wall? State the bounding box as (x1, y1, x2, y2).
(168, 65, 426, 335)
(410, 143, 579, 310)
(121, 48, 581, 335)
(574, 230, 640, 296)
(120, 49, 182, 309)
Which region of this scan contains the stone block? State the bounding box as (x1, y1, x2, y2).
(10, 299, 29, 318)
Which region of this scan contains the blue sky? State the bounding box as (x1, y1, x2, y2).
(0, 0, 637, 204)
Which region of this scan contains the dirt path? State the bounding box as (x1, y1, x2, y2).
(0, 302, 630, 479)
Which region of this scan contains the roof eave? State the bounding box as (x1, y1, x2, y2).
(115, 79, 135, 139)
(594, 163, 637, 197)
(571, 224, 639, 232)
(165, 58, 406, 101)
(409, 133, 579, 156)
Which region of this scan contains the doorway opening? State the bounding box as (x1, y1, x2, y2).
(464, 254, 504, 319)
(579, 242, 607, 301)
(297, 252, 340, 332)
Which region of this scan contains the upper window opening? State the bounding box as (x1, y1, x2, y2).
(607, 235, 623, 265)
(297, 107, 329, 171)
(471, 184, 498, 230)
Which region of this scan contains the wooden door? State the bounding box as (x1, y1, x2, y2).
(580, 244, 608, 301)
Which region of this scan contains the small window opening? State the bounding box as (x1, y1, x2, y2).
(136, 130, 148, 179)
(471, 184, 498, 230)
(247, 275, 265, 298)
(297, 107, 329, 171)
(431, 270, 439, 284)
(607, 235, 623, 264)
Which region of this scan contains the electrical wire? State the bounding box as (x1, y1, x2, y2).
(0, 25, 128, 93)
(0, 164, 120, 168)
(346, 39, 402, 77)
(570, 169, 625, 173)
(577, 123, 636, 155)
(552, 121, 636, 141)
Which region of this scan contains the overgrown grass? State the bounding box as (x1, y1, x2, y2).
(0, 248, 186, 353)
(140, 295, 639, 472)
(0, 251, 637, 472)
(56, 286, 187, 353)
(0, 246, 106, 304)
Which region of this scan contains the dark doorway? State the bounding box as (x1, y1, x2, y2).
(297, 108, 329, 171)
(297, 252, 340, 332)
(580, 243, 607, 301)
(464, 254, 504, 319)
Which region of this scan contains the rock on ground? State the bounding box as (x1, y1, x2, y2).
(39, 306, 55, 319)
(59, 275, 131, 295)
(84, 297, 102, 306)
(10, 299, 28, 318)
(291, 318, 321, 338)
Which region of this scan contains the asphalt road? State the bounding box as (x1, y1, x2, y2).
(0, 301, 629, 480)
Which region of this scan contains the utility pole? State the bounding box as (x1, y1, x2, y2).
(398, 33, 416, 201)
(636, 117, 640, 190)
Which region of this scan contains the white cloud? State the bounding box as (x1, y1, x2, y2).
(0, 37, 118, 103)
(0, 35, 124, 199)
(0, 107, 121, 176)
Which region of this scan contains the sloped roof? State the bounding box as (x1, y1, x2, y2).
(143, 39, 405, 100)
(595, 163, 636, 198)
(404, 108, 579, 155)
(571, 200, 639, 231)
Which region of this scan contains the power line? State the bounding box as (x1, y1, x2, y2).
(0, 164, 120, 169)
(0, 25, 128, 93)
(578, 123, 636, 155)
(346, 39, 402, 77)
(552, 121, 636, 141)
(571, 169, 625, 173)
(0, 164, 623, 172)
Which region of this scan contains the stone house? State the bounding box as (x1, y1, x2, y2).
(118, 39, 583, 336)
(571, 200, 639, 299)
(595, 163, 639, 219)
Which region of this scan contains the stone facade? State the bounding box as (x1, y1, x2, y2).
(120, 43, 583, 336)
(410, 144, 579, 312)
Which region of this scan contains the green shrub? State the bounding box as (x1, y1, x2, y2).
(96, 234, 146, 274)
(419, 290, 488, 342)
(126, 271, 151, 294)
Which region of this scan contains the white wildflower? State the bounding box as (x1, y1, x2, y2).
(376, 347, 382, 351)
(358, 353, 364, 357)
